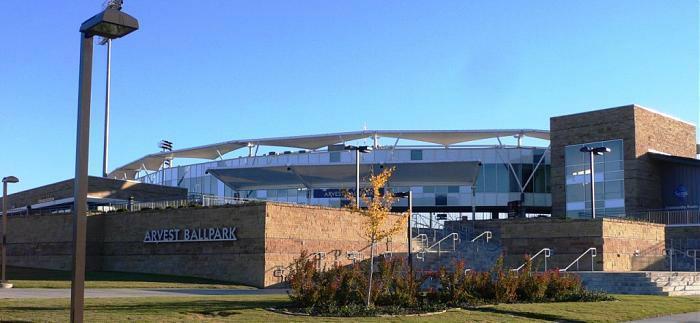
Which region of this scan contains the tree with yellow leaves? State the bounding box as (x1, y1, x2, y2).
(345, 166, 407, 307)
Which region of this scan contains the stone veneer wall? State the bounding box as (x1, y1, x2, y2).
(101, 204, 268, 287)
(4, 202, 407, 288)
(550, 104, 697, 217)
(263, 203, 407, 287)
(601, 219, 665, 271)
(495, 218, 604, 270)
(473, 218, 665, 271)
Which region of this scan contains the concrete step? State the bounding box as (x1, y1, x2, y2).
(577, 272, 700, 296)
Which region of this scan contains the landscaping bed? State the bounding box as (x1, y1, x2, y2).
(280, 251, 615, 317)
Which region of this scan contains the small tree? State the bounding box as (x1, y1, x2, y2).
(345, 166, 407, 307)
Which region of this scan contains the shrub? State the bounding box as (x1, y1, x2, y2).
(515, 256, 549, 302)
(287, 250, 322, 307)
(544, 270, 584, 301)
(284, 251, 610, 316)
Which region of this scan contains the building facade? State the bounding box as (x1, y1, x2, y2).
(551, 105, 698, 218)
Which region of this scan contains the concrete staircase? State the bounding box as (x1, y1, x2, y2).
(577, 272, 700, 296)
(413, 229, 503, 273)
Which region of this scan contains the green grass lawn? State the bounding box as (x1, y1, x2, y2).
(0, 294, 697, 322)
(5, 266, 254, 289)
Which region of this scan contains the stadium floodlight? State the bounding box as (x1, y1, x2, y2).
(393, 191, 414, 277)
(579, 146, 611, 219)
(344, 146, 372, 204)
(1, 176, 19, 289)
(72, 6, 138, 323)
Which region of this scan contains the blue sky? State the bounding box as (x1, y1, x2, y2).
(1, 0, 698, 192)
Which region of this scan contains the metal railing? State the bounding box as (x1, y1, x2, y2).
(686, 249, 699, 272)
(560, 248, 596, 272)
(627, 208, 700, 226)
(665, 248, 699, 272)
(413, 233, 428, 249)
(471, 231, 492, 243)
(512, 248, 551, 272)
(417, 233, 460, 260)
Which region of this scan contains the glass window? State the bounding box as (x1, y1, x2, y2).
(484, 164, 498, 192)
(565, 139, 624, 218)
(410, 150, 423, 160)
(329, 152, 340, 163)
(423, 186, 435, 193)
(435, 194, 447, 206)
(497, 164, 510, 193)
(448, 186, 459, 193)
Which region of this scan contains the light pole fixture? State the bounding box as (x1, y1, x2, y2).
(394, 191, 413, 276)
(1, 176, 19, 289)
(72, 7, 138, 323)
(344, 145, 372, 204)
(579, 146, 610, 219)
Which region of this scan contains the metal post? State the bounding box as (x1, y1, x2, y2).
(71, 33, 94, 323)
(102, 39, 111, 178)
(1, 182, 7, 286)
(407, 191, 413, 276)
(355, 149, 360, 204)
(471, 185, 476, 220)
(589, 151, 596, 219)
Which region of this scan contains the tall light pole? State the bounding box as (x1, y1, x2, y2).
(1, 176, 19, 289)
(100, 0, 123, 178)
(73, 8, 138, 322)
(101, 37, 111, 177)
(579, 146, 610, 219)
(394, 191, 413, 276)
(344, 145, 371, 203)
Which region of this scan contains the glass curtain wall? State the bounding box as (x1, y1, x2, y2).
(564, 139, 625, 218)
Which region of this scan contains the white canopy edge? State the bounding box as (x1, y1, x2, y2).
(108, 129, 549, 178)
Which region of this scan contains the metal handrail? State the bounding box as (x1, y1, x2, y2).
(559, 248, 596, 272)
(664, 248, 699, 272)
(686, 249, 699, 272)
(423, 233, 460, 257)
(471, 231, 492, 243)
(413, 233, 429, 249)
(512, 248, 551, 272)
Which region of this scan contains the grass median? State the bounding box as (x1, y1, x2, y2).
(5, 266, 253, 289)
(0, 294, 697, 322)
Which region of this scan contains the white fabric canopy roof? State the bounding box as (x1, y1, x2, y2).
(108, 129, 548, 178)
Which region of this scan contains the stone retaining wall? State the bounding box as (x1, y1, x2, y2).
(3, 202, 407, 288)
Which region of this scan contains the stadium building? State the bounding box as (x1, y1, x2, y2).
(115, 129, 552, 218)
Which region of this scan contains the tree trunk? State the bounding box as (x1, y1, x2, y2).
(367, 238, 375, 308)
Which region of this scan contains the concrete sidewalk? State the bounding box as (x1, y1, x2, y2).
(629, 311, 700, 323)
(0, 288, 289, 299)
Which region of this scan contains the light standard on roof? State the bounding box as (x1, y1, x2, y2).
(579, 146, 610, 219)
(1, 176, 19, 289)
(73, 7, 138, 322)
(344, 145, 372, 204)
(394, 191, 414, 277)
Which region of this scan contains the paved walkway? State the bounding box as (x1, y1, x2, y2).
(629, 311, 700, 323)
(0, 288, 289, 299)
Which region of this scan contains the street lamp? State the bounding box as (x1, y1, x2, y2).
(1, 176, 19, 289)
(72, 7, 138, 323)
(579, 146, 610, 219)
(394, 191, 413, 276)
(344, 145, 372, 204)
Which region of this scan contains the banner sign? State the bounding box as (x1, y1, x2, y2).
(143, 227, 237, 243)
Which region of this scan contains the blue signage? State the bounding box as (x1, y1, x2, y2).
(674, 184, 688, 202)
(313, 189, 351, 199)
